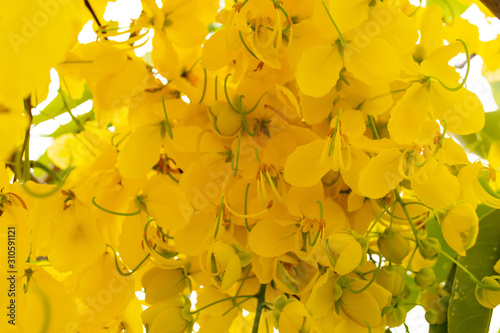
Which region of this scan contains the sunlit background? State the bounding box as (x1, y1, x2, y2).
(28, 0, 500, 332)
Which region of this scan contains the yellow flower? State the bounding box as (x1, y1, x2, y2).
(440, 202, 478, 256)
(275, 297, 312, 333)
(21, 266, 79, 333)
(44, 191, 106, 272)
(272, 254, 319, 295)
(326, 231, 363, 275)
(142, 267, 188, 304)
(339, 279, 392, 328)
(475, 276, 500, 309)
(142, 296, 193, 333)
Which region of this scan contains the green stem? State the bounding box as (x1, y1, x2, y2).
(252, 284, 267, 333)
(29, 161, 61, 183)
(365, 201, 396, 236)
(436, 247, 500, 289)
(345, 254, 383, 294)
(394, 190, 423, 248)
(322, 1, 346, 48)
(367, 115, 380, 140)
(236, 265, 253, 296)
(191, 295, 257, 314)
(222, 296, 253, 316)
(234, 131, 241, 176)
(161, 96, 174, 139)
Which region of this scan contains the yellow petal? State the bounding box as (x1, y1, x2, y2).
(248, 219, 297, 257)
(411, 163, 459, 209)
(358, 148, 403, 199)
(152, 31, 179, 80)
(118, 123, 163, 178)
(167, 13, 207, 48)
(47, 201, 106, 272)
(284, 139, 332, 187)
(387, 84, 430, 145)
(202, 29, 232, 71)
(344, 37, 400, 85)
(299, 89, 337, 125)
(142, 267, 186, 304)
(220, 254, 242, 291)
(175, 212, 212, 256)
(0, 0, 82, 102)
(145, 183, 193, 231)
(0, 105, 28, 161)
(429, 84, 485, 135)
(441, 203, 478, 256)
(77, 253, 135, 321)
(296, 44, 342, 97)
(336, 241, 363, 275)
(22, 267, 78, 333)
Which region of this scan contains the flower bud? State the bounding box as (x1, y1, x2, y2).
(142, 296, 193, 333)
(377, 229, 410, 264)
(418, 237, 441, 260)
(420, 289, 447, 324)
(414, 268, 436, 288)
(376, 265, 405, 296)
(209, 101, 241, 137)
(475, 276, 500, 309)
(385, 305, 407, 327)
(425, 309, 438, 324)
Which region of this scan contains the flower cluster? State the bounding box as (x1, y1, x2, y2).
(1, 0, 500, 333)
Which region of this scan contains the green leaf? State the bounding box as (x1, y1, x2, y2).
(403, 274, 420, 312)
(454, 110, 500, 158)
(490, 81, 500, 110)
(47, 111, 94, 138)
(426, 216, 455, 283)
(429, 323, 447, 333)
(427, 0, 470, 23)
(447, 208, 500, 333)
(32, 86, 92, 126)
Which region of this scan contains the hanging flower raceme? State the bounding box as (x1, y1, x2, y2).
(3, 0, 500, 332)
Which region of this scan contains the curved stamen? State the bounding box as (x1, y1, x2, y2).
(426, 39, 470, 92)
(224, 197, 273, 218)
(92, 196, 143, 216)
(198, 68, 208, 104)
